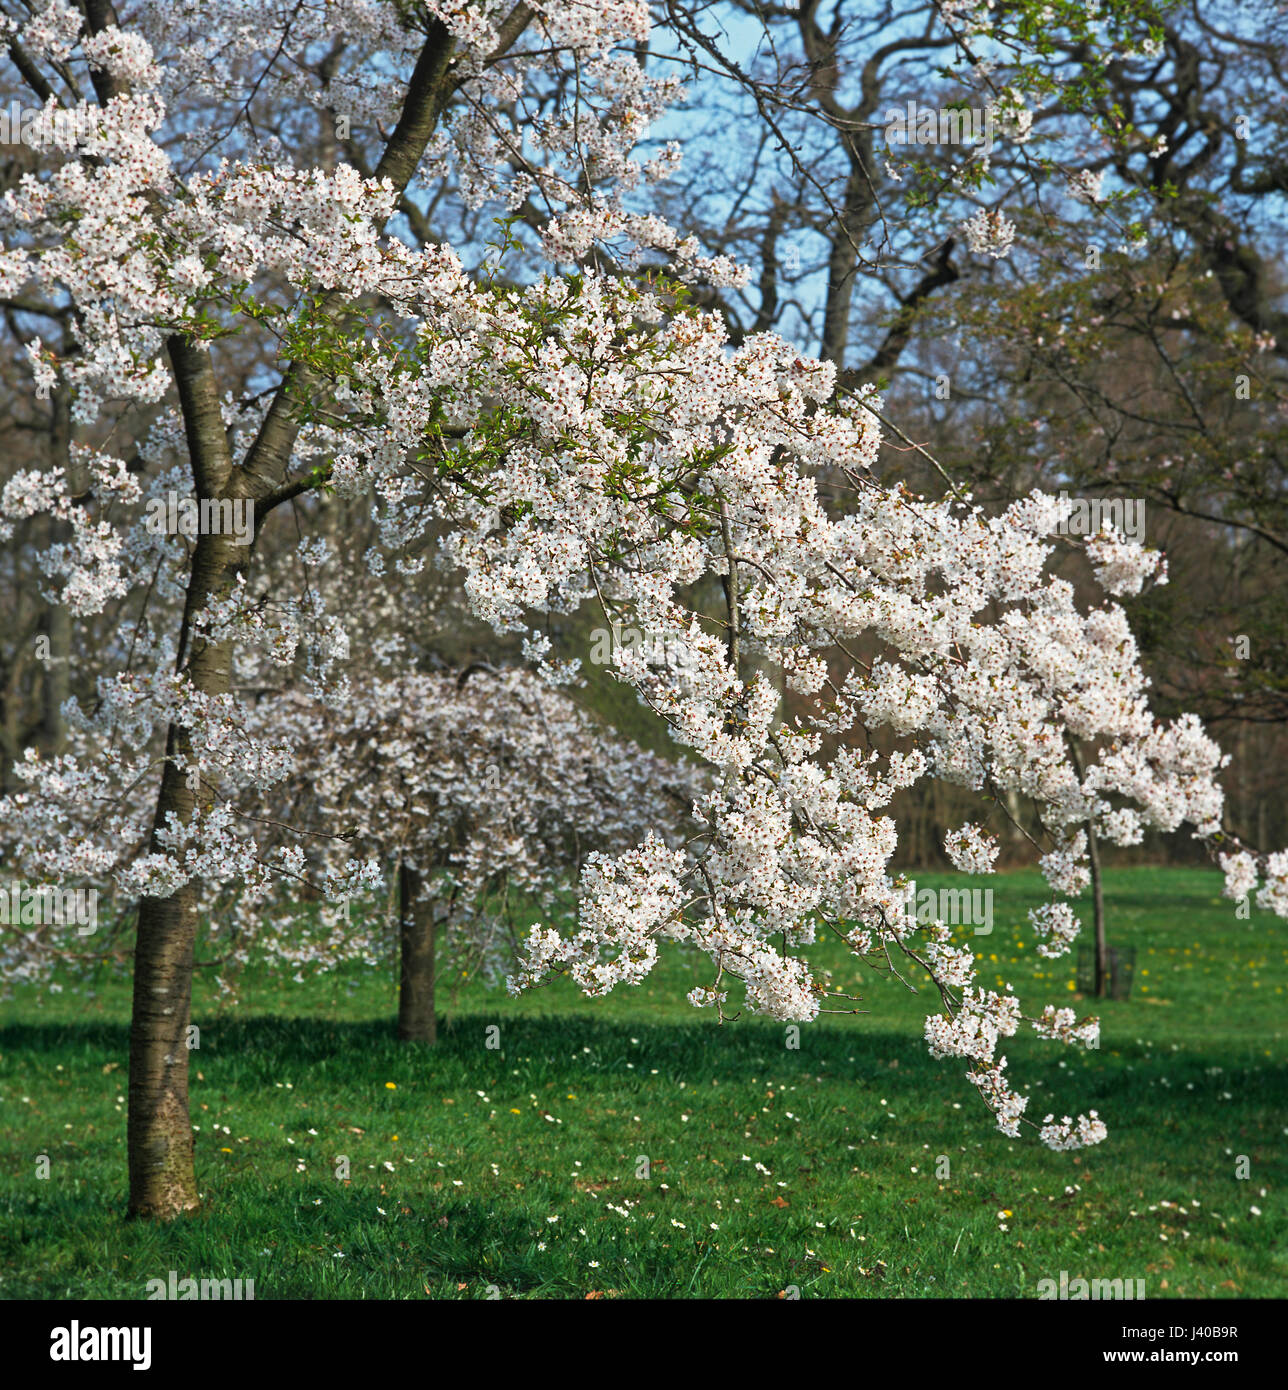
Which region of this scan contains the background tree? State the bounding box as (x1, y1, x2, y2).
(243, 667, 703, 1043)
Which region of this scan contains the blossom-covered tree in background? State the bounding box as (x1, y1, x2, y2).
(242, 667, 703, 1042)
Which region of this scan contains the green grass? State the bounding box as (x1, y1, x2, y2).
(1, 866, 1284, 1299)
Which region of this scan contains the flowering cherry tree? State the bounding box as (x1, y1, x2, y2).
(238, 667, 702, 1042)
(1, 0, 1284, 1221)
(0, 0, 699, 1217)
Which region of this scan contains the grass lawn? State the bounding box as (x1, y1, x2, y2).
(1, 865, 1284, 1299)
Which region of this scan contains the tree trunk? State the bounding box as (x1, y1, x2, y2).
(1086, 817, 1108, 999)
(1067, 740, 1110, 999)
(128, 339, 244, 1219)
(40, 596, 71, 753)
(40, 389, 73, 754)
(397, 862, 437, 1043)
(127, 876, 202, 1218)
(1004, 787, 1025, 844)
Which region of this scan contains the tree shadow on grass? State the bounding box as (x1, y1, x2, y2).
(3, 1010, 1285, 1120)
(2, 1010, 964, 1094)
